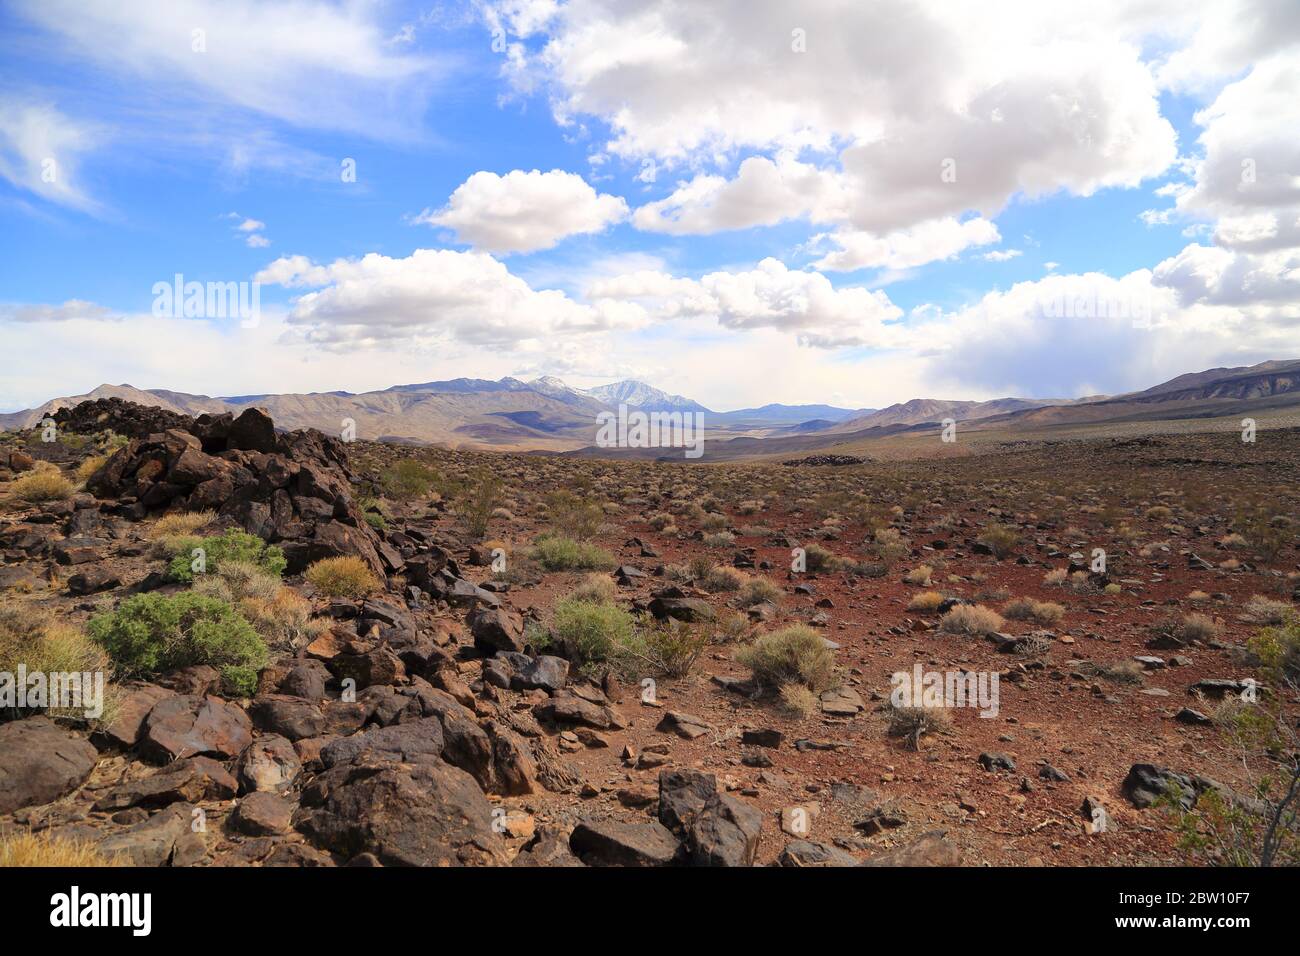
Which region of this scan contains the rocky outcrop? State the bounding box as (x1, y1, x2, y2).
(80, 401, 387, 576)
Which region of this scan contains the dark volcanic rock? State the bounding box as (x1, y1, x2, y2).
(0, 717, 98, 814)
(140, 695, 253, 763)
(296, 755, 507, 866)
(569, 818, 681, 867)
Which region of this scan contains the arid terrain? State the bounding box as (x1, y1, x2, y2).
(0, 398, 1297, 868)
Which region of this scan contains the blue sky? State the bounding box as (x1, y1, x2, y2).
(2, 1, 1297, 413)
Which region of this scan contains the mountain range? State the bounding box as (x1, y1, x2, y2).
(3, 360, 1297, 457)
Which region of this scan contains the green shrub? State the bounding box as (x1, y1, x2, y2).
(167, 528, 286, 584)
(88, 592, 268, 696)
(530, 534, 615, 572)
(736, 625, 837, 693)
(543, 490, 604, 541)
(456, 468, 503, 540)
(380, 460, 439, 500)
(551, 597, 635, 665)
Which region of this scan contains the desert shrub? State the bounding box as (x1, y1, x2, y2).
(1146, 505, 1173, 520)
(714, 610, 753, 644)
(613, 619, 710, 678)
(11, 465, 72, 502)
(1043, 568, 1068, 586)
(701, 565, 745, 593)
(886, 703, 951, 750)
(738, 577, 781, 607)
(1242, 595, 1293, 626)
(907, 591, 946, 613)
(870, 528, 908, 566)
(456, 468, 503, 540)
(149, 510, 216, 540)
(778, 682, 819, 718)
(0, 831, 123, 867)
(736, 625, 836, 693)
(1180, 613, 1221, 643)
(699, 512, 728, 532)
(167, 528, 286, 584)
(1003, 597, 1065, 625)
(239, 589, 327, 650)
(0, 602, 119, 724)
(903, 565, 933, 587)
(647, 513, 675, 532)
(88, 592, 268, 697)
(662, 563, 692, 583)
(1187, 590, 1211, 604)
(192, 559, 282, 604)
(802, 542, 834, 572)
(544, 490, 604, 541)
(702, 531, 736, 548)
(938, 604, 1005, 636)
(977, 523, 1020, 559)
(305, 556, 380, 598)
(76, 455, 107, 482)
(569, 573, 617, 605)
(380, 460, 439, 500)
(1081, 658, 1145, 685)
(530, 535, 615, 572)
(551, 597, 636, 665)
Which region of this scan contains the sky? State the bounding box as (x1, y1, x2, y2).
(1, 0, 1298, 413)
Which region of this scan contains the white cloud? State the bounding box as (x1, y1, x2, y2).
(1173, 57, 1300, 251)
(0, 99, 103, 212)
(591, 258, 904, 348)
(982, 249, 1022, 262)
(913, 265, 1299, 398)
(12, 0, 444, 138)
(257, 248, 645, 350)
(812, 217, 1000, 272)
(632, 155, 847, 234)
(497, 0, 1178, 237)
(416, 169, 629, 254)
(1, 300, 116, 323)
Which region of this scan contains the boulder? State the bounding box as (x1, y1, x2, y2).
(569, 818, 682, 867)
(469, 606, 526, 654)
(0, 717, 98, 814)
(140, 694, 253, 763)
(296, 756, 507, 866)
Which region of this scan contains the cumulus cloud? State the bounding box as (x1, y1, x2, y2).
(590, 258, 904, 348)
(1172, 57, 1300, 252)
(497, 0, 1178, 238)
(416, 169, 629, 254)
(912, 266, 1297, 398)
(812, 218, 1000, 272)
(256, 248, 645, 350)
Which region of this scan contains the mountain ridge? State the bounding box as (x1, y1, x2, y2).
(5, 360, 1298, 455)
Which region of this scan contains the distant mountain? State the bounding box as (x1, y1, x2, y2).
(584, 380, 710, 412)
(711, 403, 873, 427)
(831, 396, 1074, 431)
(5, 360, 1297, 454)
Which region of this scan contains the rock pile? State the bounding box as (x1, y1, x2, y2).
(85, 404, 389, 576)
